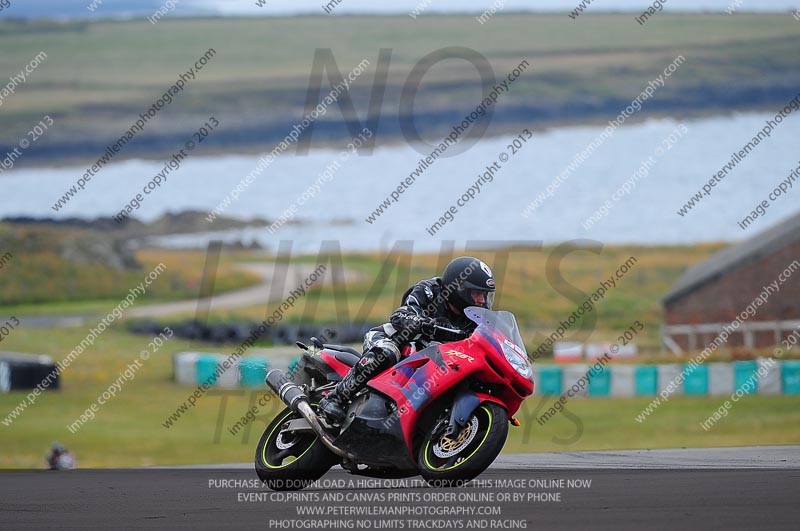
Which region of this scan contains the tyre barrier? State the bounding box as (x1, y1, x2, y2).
(533, 360, 800, 397)
(0, 353, 59, 393)
(173, 352, 305, 388)
(131, 320, 375, 346)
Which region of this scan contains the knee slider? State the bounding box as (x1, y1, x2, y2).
(364, 343, 399, 372)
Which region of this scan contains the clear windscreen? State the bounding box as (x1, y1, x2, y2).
(463, 306, 527, 356)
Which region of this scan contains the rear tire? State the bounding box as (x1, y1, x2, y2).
(417, 402, 508, 487)
(255, 405, 338, 491)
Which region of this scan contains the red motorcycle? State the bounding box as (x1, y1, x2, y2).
(256, 307, 534, 490)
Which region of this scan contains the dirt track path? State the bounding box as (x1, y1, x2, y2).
(10, 262, 356, 327)
(127, 262, 353, 318)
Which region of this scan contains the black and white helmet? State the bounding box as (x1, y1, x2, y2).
(441, 256, 496, 311)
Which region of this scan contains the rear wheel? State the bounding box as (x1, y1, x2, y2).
(418, 402, 508, 486)
(255, 405, 338, 491)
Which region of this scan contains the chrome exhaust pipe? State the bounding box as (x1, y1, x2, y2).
(265, 368, 355, 461)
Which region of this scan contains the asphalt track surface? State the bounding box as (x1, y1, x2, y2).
(2, 446, 799, 530)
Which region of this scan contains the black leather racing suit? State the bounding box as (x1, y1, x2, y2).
(318, 277, 476, 424)
(362, 277, 477, 368)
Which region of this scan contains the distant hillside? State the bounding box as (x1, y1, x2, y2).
(5, 0, 799, 18)
(0, 14, 798, 166)
(0, 0, 209, 19)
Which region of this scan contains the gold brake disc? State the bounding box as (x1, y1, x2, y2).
(432, 415, 480, 458)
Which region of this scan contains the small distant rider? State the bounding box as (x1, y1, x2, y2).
(318, 256, 496, 424)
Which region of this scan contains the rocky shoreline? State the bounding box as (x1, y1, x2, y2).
(0, 212, 270, 272)
(3, 95, 794, 171)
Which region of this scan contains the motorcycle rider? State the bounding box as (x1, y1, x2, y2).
(318, 256, 496, 425)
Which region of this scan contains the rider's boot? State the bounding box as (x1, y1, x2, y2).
(318, 347, 395, 425)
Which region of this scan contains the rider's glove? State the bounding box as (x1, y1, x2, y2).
(391, 312, 435, 334)
(419, 317, 438, 337)
(432, 326, 468, 343)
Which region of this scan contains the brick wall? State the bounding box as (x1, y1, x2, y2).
(664, 240, 800, 349)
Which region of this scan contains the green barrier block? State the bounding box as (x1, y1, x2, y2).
(288, 357, 301, 377)
(683, 364, 709, 395)
(782, 361, 800, 395)
(588, 365, 611, 396)
(733, 360, 758, 395)
(635, 366, 658, 396)
(239, 358, 269, 388)
(196, 355, 220, 387)
(538, 367, 562, 395)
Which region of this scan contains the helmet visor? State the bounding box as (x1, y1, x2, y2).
(465, 289, 494, 310)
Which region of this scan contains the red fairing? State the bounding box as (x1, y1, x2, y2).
(369, 326, 534, 450)
(319, 351, 352, 379)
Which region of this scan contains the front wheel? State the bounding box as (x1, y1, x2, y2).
(418, 402, 508, 486)
(255, 405, 338, 491)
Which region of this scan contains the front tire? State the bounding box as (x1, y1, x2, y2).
(418, 402, 508, 486)
(255, 405, 338, 491)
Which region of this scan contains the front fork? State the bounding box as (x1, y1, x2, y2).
(446, 388, 482, 435)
